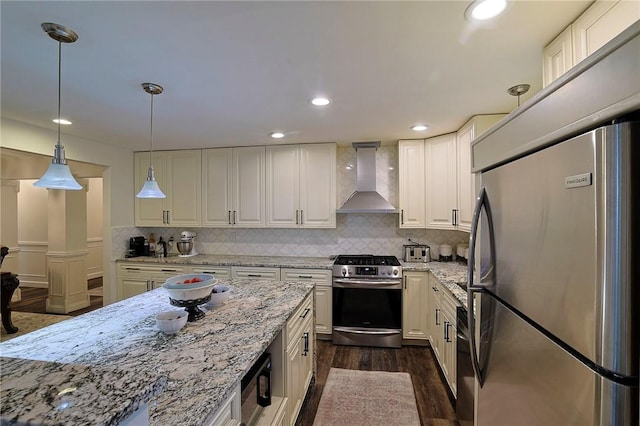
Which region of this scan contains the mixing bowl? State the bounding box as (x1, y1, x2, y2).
(156, 310, 188, 334)
(176, 241, 193, 255)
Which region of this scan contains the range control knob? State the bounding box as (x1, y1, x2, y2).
(392, 269, 399, 276)
(342, 267, 348, 277)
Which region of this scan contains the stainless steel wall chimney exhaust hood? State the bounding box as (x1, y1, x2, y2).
(336, 141, 399, 214)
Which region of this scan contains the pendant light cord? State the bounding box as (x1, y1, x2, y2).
(57, 40, 62, 149)
(149, 92, 154, 168)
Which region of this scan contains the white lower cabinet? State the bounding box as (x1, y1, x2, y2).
(284, 293, 314, 426)
(402, 271, 429, 340)
(426, 273, 460, 397)
(231, 266, 281, 281)
(281, 268, 332, 336)
(117, 262, 186, 300)
(205, 384, 241, 426)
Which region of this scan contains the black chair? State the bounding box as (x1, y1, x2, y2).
(1, 245, 20, 334)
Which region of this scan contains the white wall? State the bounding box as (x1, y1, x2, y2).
(1, 117, 135, 303)
(17, 180, 49, 287)
(87, 178, 104, 279)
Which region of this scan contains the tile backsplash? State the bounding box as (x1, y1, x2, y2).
(113, 144, 469, 260)
(112, 217, 469, 260)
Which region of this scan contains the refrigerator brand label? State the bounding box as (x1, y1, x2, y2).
(565, 173, 592, 188)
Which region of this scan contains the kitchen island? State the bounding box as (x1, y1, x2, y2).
(0, 278, 314, 425)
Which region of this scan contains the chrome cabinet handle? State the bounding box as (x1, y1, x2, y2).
(125, 267, 141, 271)
(247, 274, 262, 278)
(435, 308, 440, 326)
(228, 210, 231, 225)
(401, 209, 404, 225)
(444, 321, 451, 342)
(404, 276, 407, 289)
(233, 210, 236, 225)
(300, 308, 311, 319)
(298, 275, 313, 279)
(296, 209, 299, 224)
(166, 210, 170, 224)
(302, 332, 309, 356)
(300, 210, 303, 225)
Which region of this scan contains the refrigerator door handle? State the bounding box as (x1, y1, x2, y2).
(467, 186, 497, 388)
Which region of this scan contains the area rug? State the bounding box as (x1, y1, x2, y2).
(0, 312, 72, 342)
(313, 368, 420, 426)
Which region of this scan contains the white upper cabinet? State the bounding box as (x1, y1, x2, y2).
(573, 0, 640, 63)
(425, 133, 457, 230)
(543, 26, 574, 88)
(203, 146, 265, 227)
(543, 0, 639, 87)
(398, 140, 426, 228)
(456, 115, 504, 231)
(266, 143, 336, 228)
(134, 150, 201, 227)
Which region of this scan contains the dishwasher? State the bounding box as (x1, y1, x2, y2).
(456, 305, 474, 426)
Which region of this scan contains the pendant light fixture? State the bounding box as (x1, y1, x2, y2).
(136, 83, 166, 198)
(33, 23, 82, 190)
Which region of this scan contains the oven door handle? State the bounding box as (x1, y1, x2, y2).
(333, 327, 401, 336)
(332, 278, 402, 288)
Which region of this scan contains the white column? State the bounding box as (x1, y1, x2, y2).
(46, 179, 90, 314)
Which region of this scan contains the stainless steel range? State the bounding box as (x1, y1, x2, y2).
(332, 255, 403, 348)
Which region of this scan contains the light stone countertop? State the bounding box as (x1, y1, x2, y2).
(119, 254, 335, 270)
(0, 357, 166, 426)
(0, 278, 314, 425)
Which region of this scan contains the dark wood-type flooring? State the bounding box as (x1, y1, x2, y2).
(11, 283, 458, 425)
(297, 339, 459, 426)
(10, 277, 103, 316)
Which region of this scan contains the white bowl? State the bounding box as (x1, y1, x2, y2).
(156, 310, 188, 334)
(162, 274, 216, 301)
(204, 284, 231, 308)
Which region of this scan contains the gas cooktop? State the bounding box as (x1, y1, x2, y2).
(333, 255, 401, 266)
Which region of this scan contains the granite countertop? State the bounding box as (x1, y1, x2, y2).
(0, 278, 314, 425)
(0, 357, 166, 426)
(402, 261, 469, 308)
(119, 254, 335, 270)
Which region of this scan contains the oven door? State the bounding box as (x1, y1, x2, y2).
(332, 278, 402, 348)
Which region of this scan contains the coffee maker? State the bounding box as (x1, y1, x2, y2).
(128, 236, 147, 257)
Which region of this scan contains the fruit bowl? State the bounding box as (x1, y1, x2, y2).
(156, 310, 188, 334)
(204, 284, 231, 308)
(162, 274, 216, 301)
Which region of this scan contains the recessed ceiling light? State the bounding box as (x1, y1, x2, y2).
(411, 124, 428, 131)
(53, 118, 72, 125)
(270, 132, 285, 139)
(465, 0, 507, 21)
(311, 97, 330, 106)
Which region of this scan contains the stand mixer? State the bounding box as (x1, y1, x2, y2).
(177, 231, 198, 257)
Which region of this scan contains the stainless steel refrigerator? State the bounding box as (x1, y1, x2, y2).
(467, 120, 639, 425)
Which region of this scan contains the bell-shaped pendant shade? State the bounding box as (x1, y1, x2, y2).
(136, 166, 166, 198)
(34, 162, 83, 190)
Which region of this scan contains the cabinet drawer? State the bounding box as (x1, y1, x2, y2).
(119, 263, 185, 275)
(231, 267, 281, 280)
(287, 293, 313, 346)
(190, 266, 231, 280)
(280, 268, 330, 285)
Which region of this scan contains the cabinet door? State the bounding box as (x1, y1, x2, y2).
(286, 339, 303, 426)
(573, 0, 640, 64)
(233, 146, 265, 227)
(398, 140, 426, 228)
(314, 285, 332, 335)
(266, 145, 299, 227)
(120, 277, 149, 299)
(457, 115, 504, 231)
(425, 133, 457, 230)
(134, 151, 167, 226)
(543, 25, 574, 88)
(429, 281, 442, 362)
(299, 143, 336, 228)
(402, 272, 429, 340)
(165, 150, 201, 226)
(202, 148, 233, 227)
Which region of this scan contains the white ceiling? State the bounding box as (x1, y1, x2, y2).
(1, 1, 591, 154)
